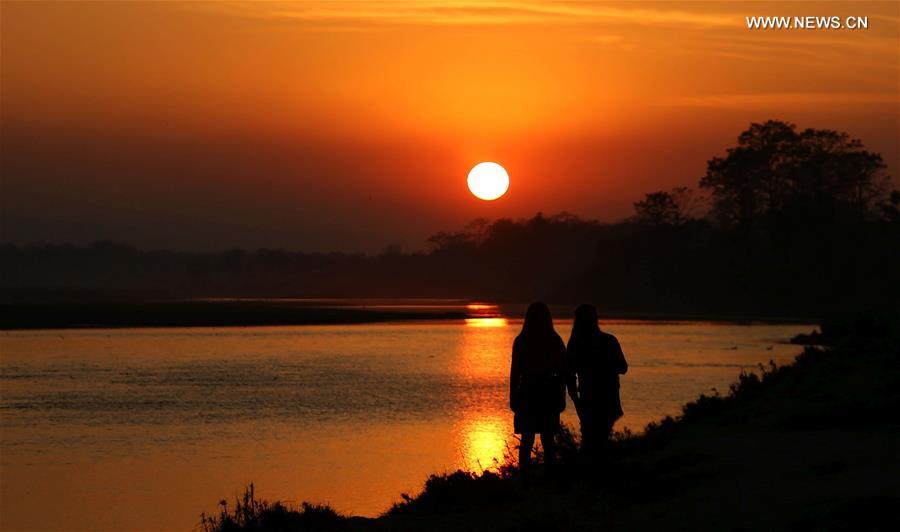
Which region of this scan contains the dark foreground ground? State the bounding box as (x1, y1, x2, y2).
(202, 317, 900, 531)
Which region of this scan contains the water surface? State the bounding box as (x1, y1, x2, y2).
(1, 317, 810, 530)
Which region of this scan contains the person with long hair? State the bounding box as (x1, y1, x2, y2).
(566, 304, 628, 458)
(509, 302, 567, 473)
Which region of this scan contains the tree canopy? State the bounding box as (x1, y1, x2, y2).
(699, 120, 889, 230)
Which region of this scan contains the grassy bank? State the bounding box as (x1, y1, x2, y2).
(202, 318, 900, 531)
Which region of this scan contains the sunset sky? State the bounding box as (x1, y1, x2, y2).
(2, 1, 898, 252)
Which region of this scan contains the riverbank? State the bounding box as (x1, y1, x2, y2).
(202, 317, 900, 531)
(0, 300, 469, 329)
(0, 296, 815, 330)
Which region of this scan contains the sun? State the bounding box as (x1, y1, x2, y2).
(467, 162, 509, 201)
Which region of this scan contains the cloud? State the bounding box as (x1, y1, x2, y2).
(587, 34, 624, 44)
(665, 91, 899, 109)
(202, 1, 738, 29)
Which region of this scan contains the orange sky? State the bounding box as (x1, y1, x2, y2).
(2, 1, 898, 251)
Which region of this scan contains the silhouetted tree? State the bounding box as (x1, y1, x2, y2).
(634, 191, 680, 227)
(793, 127, 889, 221)
(880, 190, 900, 223)
(701, 121, 797, 229)
(633, 187, 705, 227)
(701, 120, 889, 230)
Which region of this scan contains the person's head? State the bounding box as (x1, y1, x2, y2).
(521, 301, 554, 337)
(569, 304, 600, 343)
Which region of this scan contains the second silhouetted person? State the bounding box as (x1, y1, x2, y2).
(566, 304, 628, 458)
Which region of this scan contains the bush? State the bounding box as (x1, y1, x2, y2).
(200, 484, 344, 532)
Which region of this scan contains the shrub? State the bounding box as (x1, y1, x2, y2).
(200, 484, 344, 532)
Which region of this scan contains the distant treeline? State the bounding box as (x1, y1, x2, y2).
(3, 120, 898, 317)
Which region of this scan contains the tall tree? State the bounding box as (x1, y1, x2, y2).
(700, 120, 889, 230)
(634, 187, 706, 227)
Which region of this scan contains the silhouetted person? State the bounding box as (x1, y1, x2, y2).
(510, 302, 567, 473)
(566, 304, 628, 459)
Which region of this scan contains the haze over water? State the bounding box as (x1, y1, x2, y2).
(1, 306, 811, 530)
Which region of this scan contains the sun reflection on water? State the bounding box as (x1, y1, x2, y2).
(464, 317, 508, 328)
(454, 304, 516, 469)
(465, 302, 507, 328)
(458, 414, 511, 470)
